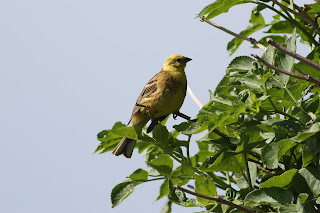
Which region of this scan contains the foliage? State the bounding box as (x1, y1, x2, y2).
(97, 0, 320, 212)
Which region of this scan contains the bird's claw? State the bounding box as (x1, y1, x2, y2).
(136, 103, 151, 116)
(173, 113, 178, 120)
(146, 104, 151, 116)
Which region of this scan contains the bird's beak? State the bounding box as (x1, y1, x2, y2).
(185, 57, 192, 62)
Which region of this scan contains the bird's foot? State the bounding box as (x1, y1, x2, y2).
(145, 104, 151, 116)
(173, 113, 178, 120)
(136, 103, 151, 116)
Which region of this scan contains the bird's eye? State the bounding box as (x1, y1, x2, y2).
(176, 58, 181, 62)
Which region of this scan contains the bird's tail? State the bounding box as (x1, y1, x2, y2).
(112, 137, 136, 158)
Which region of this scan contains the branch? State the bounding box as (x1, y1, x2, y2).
(173, 185, 257, 213)
(251, 54, 320, 84)
(267, 38, 320, 72)
(187, 84, 203, 109)
(200, 16, 267, 52)
(174, 111, 192, 121)
(270, 0, 320, 33)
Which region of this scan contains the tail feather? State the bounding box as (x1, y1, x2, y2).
(112, 136, 136, 158)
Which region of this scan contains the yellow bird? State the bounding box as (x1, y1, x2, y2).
(112, 54, 192, 158)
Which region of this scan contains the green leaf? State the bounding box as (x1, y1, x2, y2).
(201, 152, 244, 173)
(248, 161, 257, 188)
(245, 188, 294, 204)
(144, 146, 160, 164)
(266, 21, 294, 34)
(112, 122, 138, 140)
(294, 122, 320, 142)
(197, 94, 246, 129)
(260, 169, 297, 189)
(307, 3, 320, 14)
(278, 139, 296, 160)
(226, 56, 255, 73)
(261, 45, 275, 65)
(111, 181, 134, 208)
(152, 124, 169, 144)
(128, 169, 148, 181)
(235, 161, 257, 189)
(298, 167, 320, 196)
(302, 138, 320, 167)
(274, 29, 296, 86)
(148, 154, 173, 175)
(298, 193, 309, 204)
(199, 0, 247, 20)
(157, 179, 169, 201)
(228, 74, 264, 93)
(160, 200, 172, 213)
(171, 165, 193, 186)
(195, 174, 217, 204)
(173, 122, 205, 135)
(261, 142, 279, 169)
(235, 173, 250, 189)
(95, 129, 122, 153)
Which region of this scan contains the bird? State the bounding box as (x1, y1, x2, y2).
(112, 54, 192, 158)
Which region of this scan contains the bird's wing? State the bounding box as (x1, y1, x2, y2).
(127, 72, 161, 125)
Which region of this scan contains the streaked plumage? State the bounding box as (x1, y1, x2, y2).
(112, 54, 191, 158)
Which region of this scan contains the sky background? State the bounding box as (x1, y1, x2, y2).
(1, 0, 313, 213)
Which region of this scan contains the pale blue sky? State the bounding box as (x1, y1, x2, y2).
(0, 1, 312, 213)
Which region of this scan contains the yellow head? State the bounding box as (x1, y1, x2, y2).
(162, 54, 192, 72)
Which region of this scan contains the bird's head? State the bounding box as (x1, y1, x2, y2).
(162, 54, 192, 72)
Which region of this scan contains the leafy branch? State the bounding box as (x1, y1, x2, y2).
(251, 53, 320, 84)
(173, 185, 257, 213)
(101, 1, 320, 212)
(270, 0, 320, 33)
(267, 38, 320, 72)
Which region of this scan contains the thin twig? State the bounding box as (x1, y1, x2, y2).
(173, 185, 257, 213)
(187, 84, 203, 109)
(174, 111, 191, 121)
(270, 0, 320, 33)
(251, 54, 320, 84)
(200, 16, 267, 52)
(294, 65, 308, 76)
(267, 38, 320, 72)
(213, 129, 227, 138)
(248, 159, 275, 175)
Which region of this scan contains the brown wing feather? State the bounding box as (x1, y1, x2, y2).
(127, 72, 160, 125)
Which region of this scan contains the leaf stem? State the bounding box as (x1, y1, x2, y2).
(134, 177, 166, 183)
(207, 172, 232, 190)
(171, 153, 202, 176)
(186, 135, 192, 165)
(243, 141, 253, 190)
(226, 172, 231, 185)
(173, 185, 257, 213)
